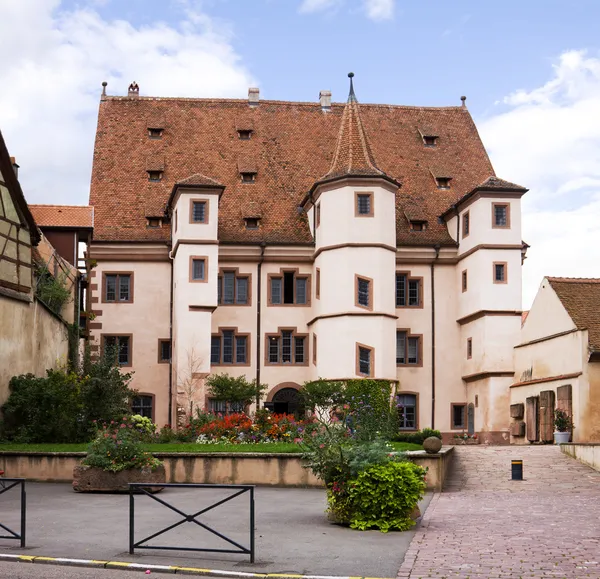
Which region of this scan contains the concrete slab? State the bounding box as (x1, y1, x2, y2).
(0, 483, 432, 578)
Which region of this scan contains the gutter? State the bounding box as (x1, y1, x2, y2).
(431, 244, 440, 429)
(255, 242, 266, 408)
(168, 246, 174, 426)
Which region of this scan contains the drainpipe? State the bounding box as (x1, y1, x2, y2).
(431, 244, 440, 429)
(168, 246, 174, 427)
(255, 242, 267, 408)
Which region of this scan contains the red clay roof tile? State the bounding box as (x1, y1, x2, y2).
(29, 204, 94, 229)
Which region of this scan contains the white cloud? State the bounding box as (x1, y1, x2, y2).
(479, 50, 600, 307)
(0, 0, 254, 206)
(298, 0, 394, 21)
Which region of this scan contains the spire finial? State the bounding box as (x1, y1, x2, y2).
(101, 81, 107, 97)
(348, 72, 357, 103)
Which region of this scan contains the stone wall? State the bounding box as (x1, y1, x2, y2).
(561, 443, 600, 472)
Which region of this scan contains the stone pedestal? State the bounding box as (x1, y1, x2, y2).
(72, 464, 166, 493)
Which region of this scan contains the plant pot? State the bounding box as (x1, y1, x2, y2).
(553, 431, 570, 445)
(72, 464, 166, 493)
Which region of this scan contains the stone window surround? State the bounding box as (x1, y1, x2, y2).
(267, 268, 311, 307)
(190, 198, 209, 224)
(493, 261, 508, 284)
(265, 327, 309, 366)
(492, 202, 511, 229)
(102, 272, 134, 304)
(189, 256, 208, 283)
(355, 191, 374, 217)
(462, 269, 468, 293)
(396, 271, 423, 308)
(355, 342, 374, 377)
(211, 327, 251, 366)
(396, 329, 423, 367)
(158, 338, 171, 364)
(451, 402, 467, 430)
(467, 337, 472, 359)
(101, 333, 133, 367)
(462, 210, 470, 238)
(218, 267, 252, 306)
(355, 274, 373, 311)
(131, 393, 155, 421)
(397, 392, 419, 431)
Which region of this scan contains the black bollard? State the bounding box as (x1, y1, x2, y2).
(511, 459, 523, 480)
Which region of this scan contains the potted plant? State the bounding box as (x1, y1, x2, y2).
(73, 416, 165, 492)
(553, 409, 573, 444)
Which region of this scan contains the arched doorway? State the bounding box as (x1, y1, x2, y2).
(266, 383, 304, 418)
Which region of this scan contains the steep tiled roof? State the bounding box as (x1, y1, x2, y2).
(547, 277, 600, 351)
(89, 93, 498, 245)
(28, 204, 93, 229)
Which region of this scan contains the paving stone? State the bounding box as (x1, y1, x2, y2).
(397, 446, 600, 579)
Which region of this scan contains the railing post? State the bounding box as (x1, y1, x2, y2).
(249, 487, 255, 564)
(20, 481, 26, 548)
(129, 484, 134, 554)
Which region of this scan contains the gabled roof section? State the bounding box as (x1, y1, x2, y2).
(310, 74, 400, 192)
(440, 175, 528, 220)
(166, 173, 225, 211)
(547, 277, 600, 351)
(29, 205, 94, 230)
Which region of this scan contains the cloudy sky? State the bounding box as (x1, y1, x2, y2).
(1, 0, 599, 306)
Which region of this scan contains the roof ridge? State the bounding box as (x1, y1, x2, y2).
(28, 203, 93, 208)
(548, 277, 600, 283)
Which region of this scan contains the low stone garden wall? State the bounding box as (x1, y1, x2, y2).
(561, 443, 600, 472)
(0, 447, 454, 490)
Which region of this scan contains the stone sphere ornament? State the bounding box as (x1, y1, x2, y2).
(423, 436, 442, 454)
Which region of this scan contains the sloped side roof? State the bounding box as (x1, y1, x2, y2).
(548, 277, 600, 351)
(29, 205, 94, 229)
(89, 96, 497, 245)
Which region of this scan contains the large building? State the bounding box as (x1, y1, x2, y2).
(88, 77, 528, 442)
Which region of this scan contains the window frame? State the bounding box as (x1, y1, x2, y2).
(189, 256, 208, 283)
(158, 339, 171, 364)
(396, 329, 423, 367)
(492, 203, 511, 229)
(208, 399, 246, 414)
(313, 334, 317, 365)
(315, 203, 321, 228)
(356, 342, 374, 377)
(101, 333, 133, 367)
(102, 272, 134, 304)
(210, 328, 251, 366)
(451, 403, 467, 430)
(423, 135, 437, 147)
(148, 128, 163, 139)
(467, 337, 472, 360)
(435, 177, 451, 189)
(396, 272, 423, 308)
(396, 393, 418, 431)
(493, 262, 508, 284)
(218, 268, 252, 306)
(244, 217, 260, 230)
(147, 170, 163, 182)
(462, 211, 470, 238)
(462, 270, 468, 293)
(265, 328, 309, 366)
(237, 129, 253, 140)
(131, 393, 155, 421)
(267, 269, 311, 307)
(241, 172, 257, 183)
(189, 199, 209, 224)
(355, 274, 373, 311)
(354, 191, 374, 217)
(315, 268, 320, 300)
(147, 218, 161, 229)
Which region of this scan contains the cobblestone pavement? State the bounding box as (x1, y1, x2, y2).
(398, 446, 600, 579)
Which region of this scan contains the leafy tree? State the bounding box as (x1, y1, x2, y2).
(206, 373, 267, 412)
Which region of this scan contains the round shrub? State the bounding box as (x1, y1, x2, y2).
(328, 461, 426, 533)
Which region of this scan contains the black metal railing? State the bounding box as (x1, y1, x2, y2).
(0, 478, 26, 548)
(129, 483, 255, 562)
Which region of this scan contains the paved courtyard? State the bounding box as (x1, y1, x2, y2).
(398, 446, 600, 579)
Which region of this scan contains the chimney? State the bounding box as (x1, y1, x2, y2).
(319, 90, 332, 111)
(128, 81, 140, 98)
(461, 95, 467, 108)
(248, 87, 260, 107)
(10, 157, 19, 179)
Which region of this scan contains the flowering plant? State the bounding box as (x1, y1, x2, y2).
(453, 433, 477, 439)
(82, 417, 162, 473)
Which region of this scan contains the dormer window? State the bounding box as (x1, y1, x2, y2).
(147, 218, 161, 228)
(436, 177, 451, 189)
(148, 128, 163, 139)
(410, 220, 427, 231)
(423, 135, 438, 147)
(245, 217, 260, 230)
(238, 129, 252, 140)
(241, 172, 256, 183)
(147, 170, 163, 182)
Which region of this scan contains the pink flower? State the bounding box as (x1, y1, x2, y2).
(120, 424, 126, 428)
(294, 438, 302, 444)
(112, 434, 117, 439)
(319, 444, 325, 448)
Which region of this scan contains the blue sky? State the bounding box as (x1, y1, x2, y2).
(2, 0, 600, 305)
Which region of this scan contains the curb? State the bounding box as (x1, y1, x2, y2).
(0, 553, 391, 579)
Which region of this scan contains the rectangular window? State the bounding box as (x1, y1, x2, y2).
(396, 331, 421, 366)
(313, 334, 317, 365)
(218, 271, 249, 305)
(357, 345, 372, 376)
(132, 395, 153, 419)
(103, 335, 131, 366)
(494, 262, 507, 284)
(462, 270, 468, 292)
(316, 203, 321, 227)
(396, 273, 421, 307)
(436, 177, 451, 189)
(191, 201, 207, 223)
(462, 211, 470, 237)
(316, 268, 320, 299)
(467, 338, 472, 359)
(452, 404, 466, 429)
(492, 203, 510, 228)
(267, 331, 306, 365)
(208, 399, 245, 414)
(356, 276, 372, 309)
(158, 340, 171, 363)
(269, 272, 309, 305)
(355, 192, 373, 216)
(104, 273, 132, 303)
(211, 331, 248, 365)
(397, 394, 417, 430)
(191, 258, 206, 281)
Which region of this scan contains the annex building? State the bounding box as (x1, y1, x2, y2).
(88, 77, 528, 442)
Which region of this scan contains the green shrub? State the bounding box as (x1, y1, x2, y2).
(206, 373, 267, 411)
(129, 415, 156, 441)
(329, 461, 426, 532)
(392, 428, 441, 445)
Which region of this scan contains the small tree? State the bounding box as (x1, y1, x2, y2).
(206, 373, 267, 413)
(176, 348, 205, 418)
